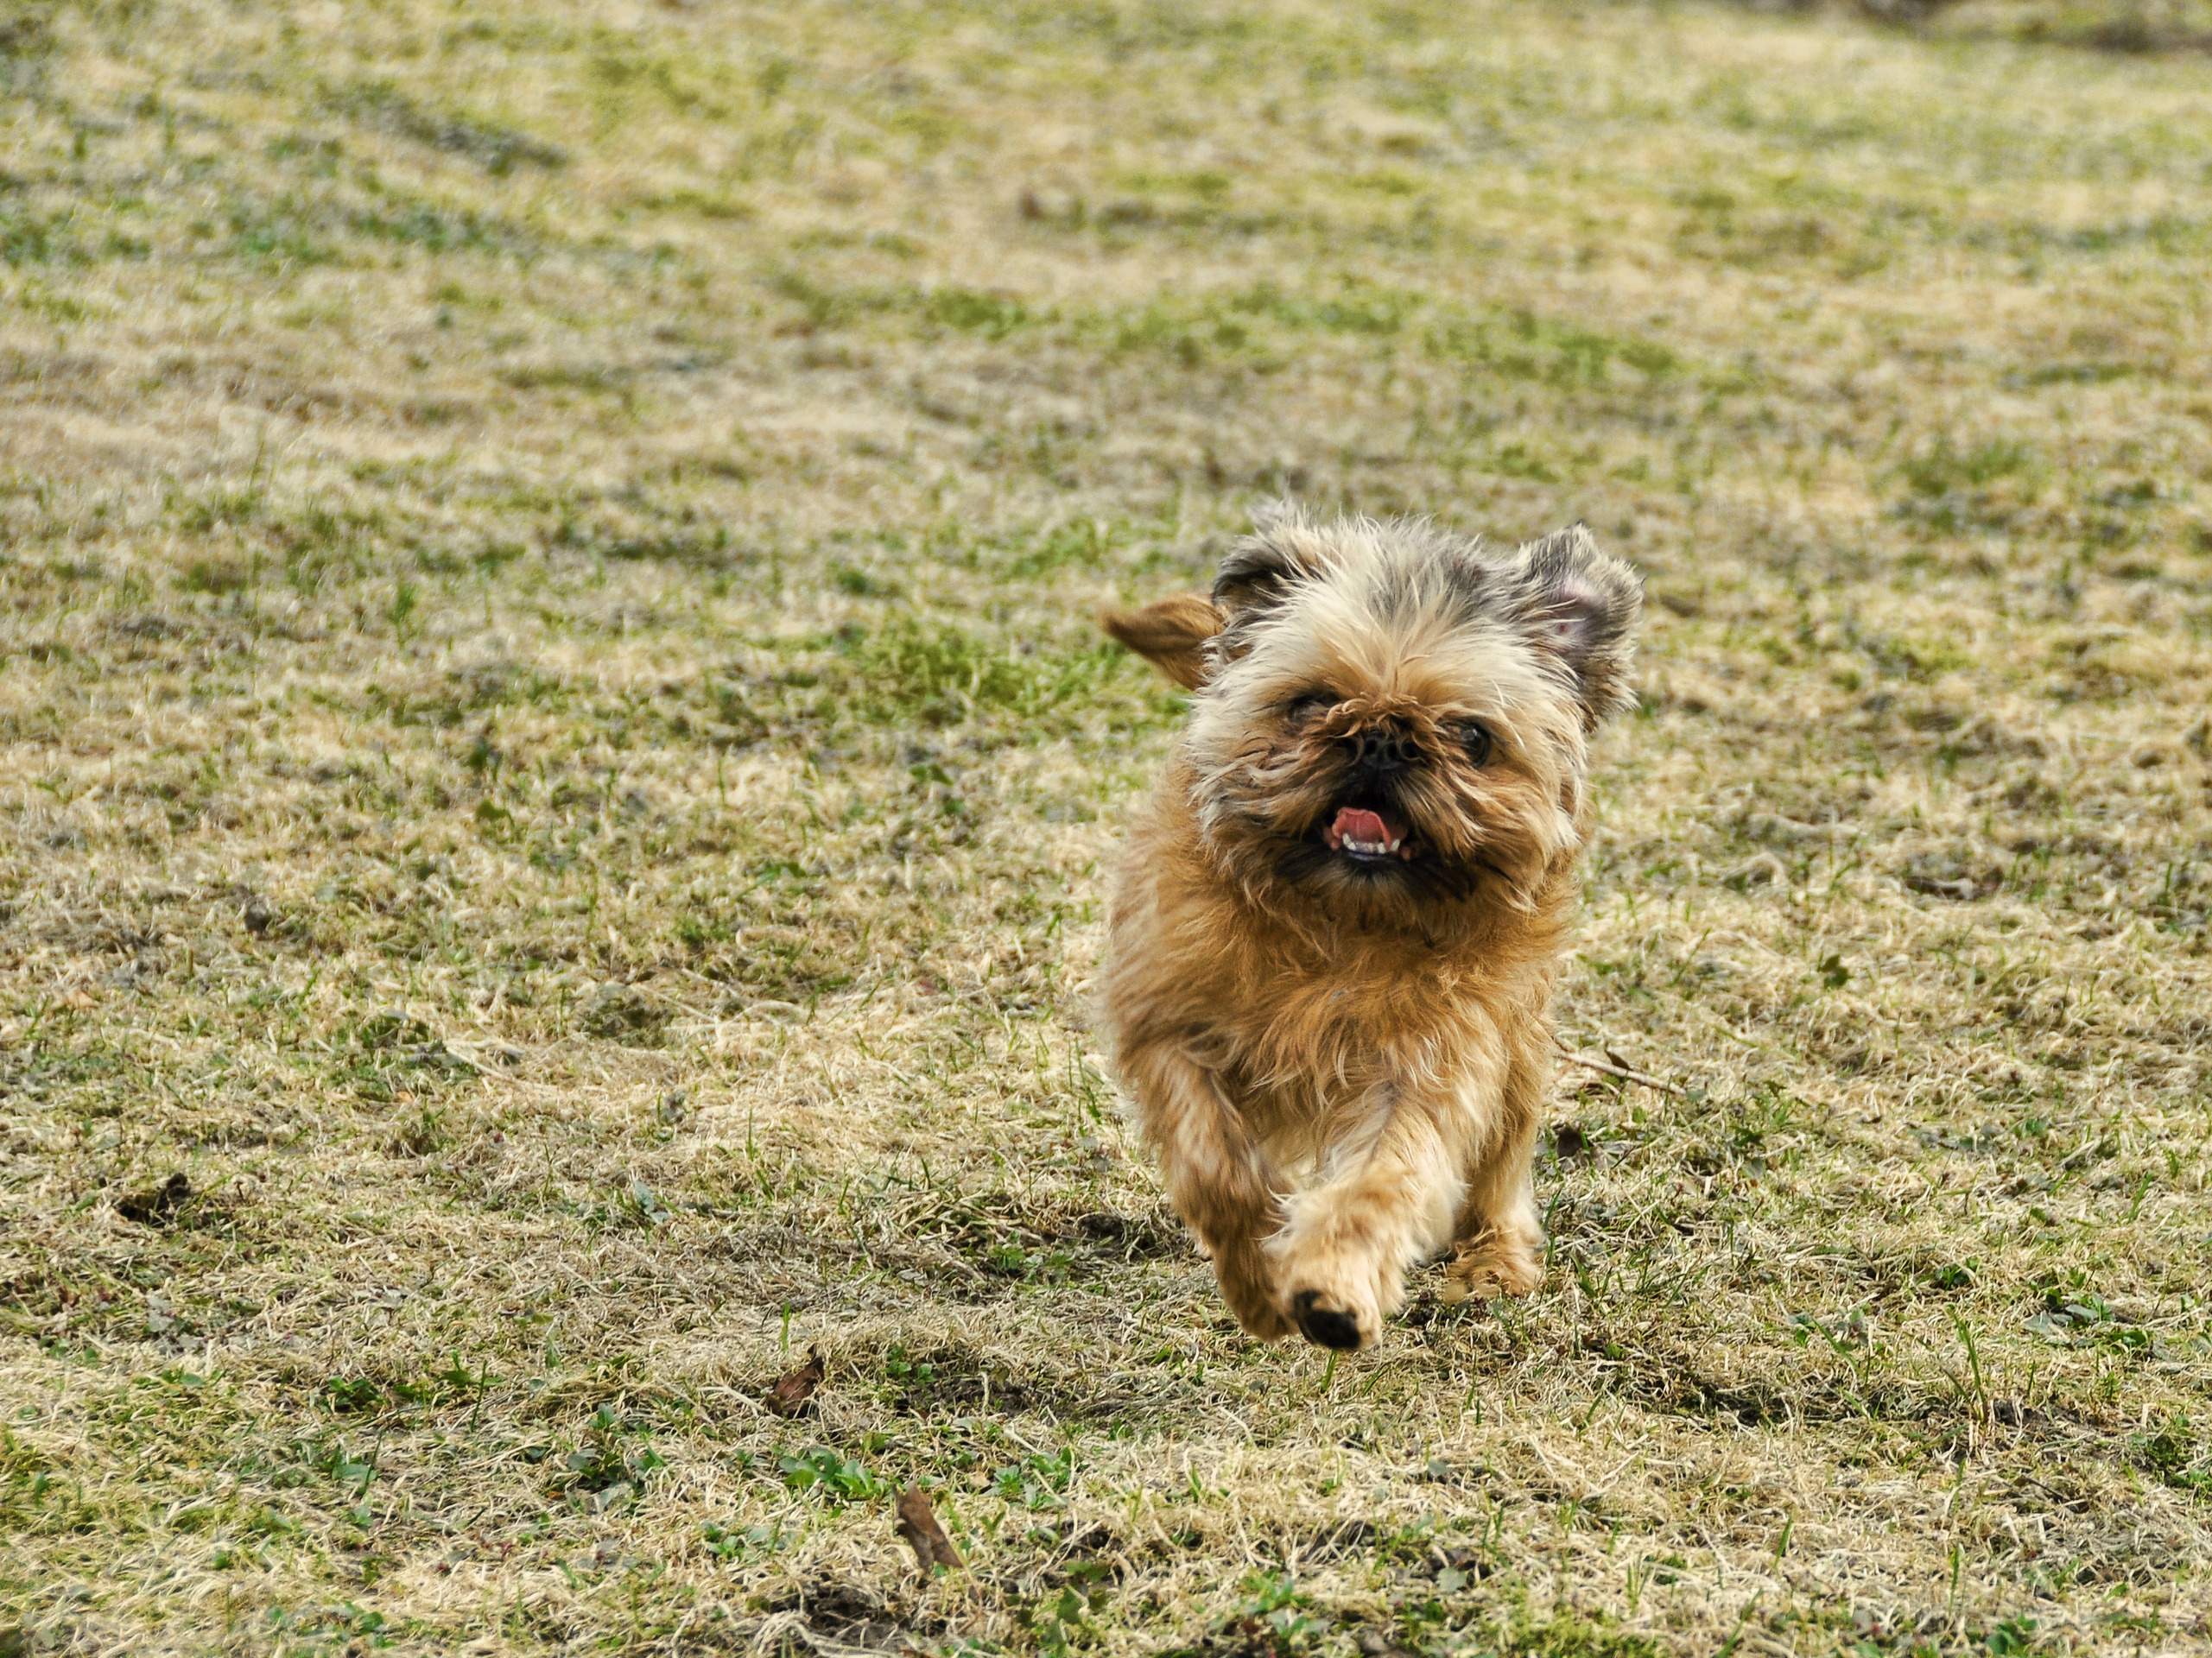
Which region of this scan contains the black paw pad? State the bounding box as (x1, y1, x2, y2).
(1292, 1290, 1363, 1351)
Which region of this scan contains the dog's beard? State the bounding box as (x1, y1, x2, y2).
(1189, 728, 1580, 925)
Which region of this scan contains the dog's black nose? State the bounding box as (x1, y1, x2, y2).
(1343, 725, 1419, 773)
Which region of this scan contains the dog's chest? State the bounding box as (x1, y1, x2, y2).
(1226, 969, 1473, 1086)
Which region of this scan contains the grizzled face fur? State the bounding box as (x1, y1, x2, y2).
(1113, 508, 1641, 926)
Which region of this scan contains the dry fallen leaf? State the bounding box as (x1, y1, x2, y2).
(766, 1346, 824, 1417)
(894, 1488, 963, 1574)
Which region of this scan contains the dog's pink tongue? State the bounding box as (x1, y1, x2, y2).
(1332, 807, 1389, 844)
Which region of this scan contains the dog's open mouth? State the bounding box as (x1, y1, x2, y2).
(1323, 802, 1416, 863)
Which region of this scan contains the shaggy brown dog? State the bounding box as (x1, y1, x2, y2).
(1097, 506, 1640, 1350)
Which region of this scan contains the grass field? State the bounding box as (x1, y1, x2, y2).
(4, 0, 2212, 1653)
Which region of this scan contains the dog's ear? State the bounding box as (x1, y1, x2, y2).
(1212, 501, 1332, 623)
(1502, 523, 1643, 725)
(1100, 593, 1223, 690)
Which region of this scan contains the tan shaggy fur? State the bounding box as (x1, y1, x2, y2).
(1100, 508, 1642, 1349)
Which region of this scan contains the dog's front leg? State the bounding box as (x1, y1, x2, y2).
(1119, 1044, 1292, 1341)
(1445, 1047, 1548, 1300)
(1267, 1068, 1499, 1351)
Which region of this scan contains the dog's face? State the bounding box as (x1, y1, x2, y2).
(1106, 509, 1640, 927)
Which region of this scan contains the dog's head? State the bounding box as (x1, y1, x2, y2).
(1105, 506, 1641, 925)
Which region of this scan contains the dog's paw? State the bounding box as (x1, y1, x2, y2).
(1443, 1237, 1544, 1301)
(1271, 1226, 1404, 1351)
(1288, 1287, 1371, 1351)
(1232, 1297, 1296, 1343)
(1213, 1249, 1294, 1342)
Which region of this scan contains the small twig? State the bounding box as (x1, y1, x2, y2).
(1554, 1041, 1682, 1095)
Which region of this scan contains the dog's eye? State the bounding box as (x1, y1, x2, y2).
(1285, 692, 1335, 720)
(1462, 722, 1493, 764)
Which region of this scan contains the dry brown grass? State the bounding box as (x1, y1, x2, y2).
(3, 1, 2210, 1653)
